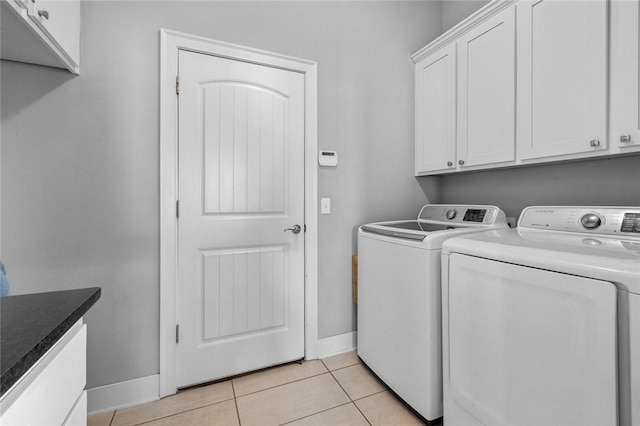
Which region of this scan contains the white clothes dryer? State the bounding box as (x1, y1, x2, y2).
(441, 206, 640, 426)
(357, 204, 507, 422)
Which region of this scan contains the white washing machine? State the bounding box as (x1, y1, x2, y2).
(441, 206, 640, 426)
(357, 204, 508, 422)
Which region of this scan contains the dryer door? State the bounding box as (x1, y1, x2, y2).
(445, 253, 617, 426)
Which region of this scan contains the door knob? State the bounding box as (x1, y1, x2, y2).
(284, 224, 301, 234)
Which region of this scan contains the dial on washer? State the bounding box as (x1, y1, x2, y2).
(581, 213, 602, 229)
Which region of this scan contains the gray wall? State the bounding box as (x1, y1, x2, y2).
(441, 0, 489, 32)
(439, 157, 640, 221)
(1, 1, 442, 388)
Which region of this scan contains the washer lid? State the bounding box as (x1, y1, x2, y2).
(360, 221, 459, 241)
(442, 228, 640, 294)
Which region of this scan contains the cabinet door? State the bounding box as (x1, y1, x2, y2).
(610, 0, 640, 152)
(457, 6, 515, 169)
(27, 0, 80, 67)
(415, 44, 456, 175)
(0, 324, 86, 425)
(517, 0, 607, 160)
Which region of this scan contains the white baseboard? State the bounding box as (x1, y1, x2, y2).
(87, 374, 159, 415)
(317, 331, 357, 359)
(87, 334, 356, 415)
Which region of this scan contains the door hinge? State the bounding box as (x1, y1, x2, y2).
(176, 200, 180, 219)
(176, 75, 180, 95)
(176, 324, 180, 344)
(304, 224, 307, 232)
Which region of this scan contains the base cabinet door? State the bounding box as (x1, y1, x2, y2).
(0, 323, 87, 425)
(415, 44, 456, 175)
(456, 5, 516, 169)
(516, 0, 607, 161)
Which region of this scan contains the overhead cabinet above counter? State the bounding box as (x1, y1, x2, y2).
(413, 0, 640, 176)
(1, 0, 80, 74)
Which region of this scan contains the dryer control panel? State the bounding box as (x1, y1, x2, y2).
(519, 207, 640, 235)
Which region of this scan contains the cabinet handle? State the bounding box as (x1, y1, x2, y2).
(38, 8, 49, 19)
(589, 139, 600, 148)
(458, 160, 465, 166)
(447, 161, 453, 167)
(620, 134, 632, 143)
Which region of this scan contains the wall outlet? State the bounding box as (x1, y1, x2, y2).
(321, 198, 331, 214)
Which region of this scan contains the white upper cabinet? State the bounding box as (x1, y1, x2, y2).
(610, 0, 640, 153)
(516, 0, 607, 161)
(457, 5, 516, 169)
(1, 0, 80, 74)
(412, 0, 635, 176)
(415, 44, 457, 175)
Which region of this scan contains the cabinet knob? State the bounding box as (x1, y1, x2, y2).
(38, 8, 49, 19)
(589, 139, 600, 147)
(458, 160, 465, 166)
(620, 134, 632, 143)
(447, 161, 453, 167)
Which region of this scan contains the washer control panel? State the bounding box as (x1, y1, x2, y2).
(519, 207, 640, 235)
(419, 205, 506, 225)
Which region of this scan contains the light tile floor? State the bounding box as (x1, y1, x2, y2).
(88, 351, 427, 426)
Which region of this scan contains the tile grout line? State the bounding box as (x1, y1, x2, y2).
(272, 358, 366, 426)
(231, 379, 242, 426)
(233, 368, 337, 426)
(277, 401, 355, 426)
(112, 393, 237, 426)
(325, 363, 373, 426)
(233, 369, 330, 398)
(101, 356, 363, 426)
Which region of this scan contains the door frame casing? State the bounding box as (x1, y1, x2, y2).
(159, 29, 318, 397)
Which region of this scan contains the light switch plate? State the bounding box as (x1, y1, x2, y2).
(321, 198, 331, 214)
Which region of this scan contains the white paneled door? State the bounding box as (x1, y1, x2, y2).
(176, 50, 305, 388)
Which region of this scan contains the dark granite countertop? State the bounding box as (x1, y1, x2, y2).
(0, 287, 101, 396)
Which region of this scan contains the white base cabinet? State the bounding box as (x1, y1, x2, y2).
(0, 321, 87, 426)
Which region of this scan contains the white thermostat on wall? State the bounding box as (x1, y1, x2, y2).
(319, 150, 338, 167)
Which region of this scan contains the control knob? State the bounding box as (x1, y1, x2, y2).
(580, 213, 602, 230)
(446, 209, 457, 220)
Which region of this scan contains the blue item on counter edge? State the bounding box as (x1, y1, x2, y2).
(0, 260, 10, 297)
